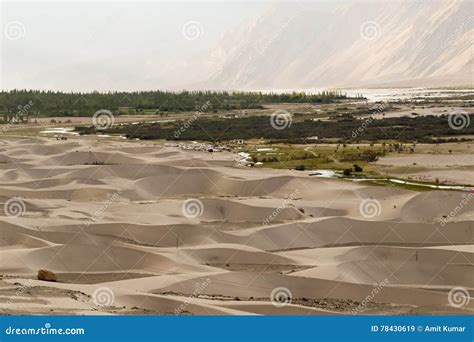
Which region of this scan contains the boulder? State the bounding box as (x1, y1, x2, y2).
(37, 269, 57, 282)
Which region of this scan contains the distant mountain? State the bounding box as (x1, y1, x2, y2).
(179, 0, 473, 90)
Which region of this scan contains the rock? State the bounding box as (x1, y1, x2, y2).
(37, 269, 57, 282)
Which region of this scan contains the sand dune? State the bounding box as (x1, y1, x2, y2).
(0, 137, 472, 315)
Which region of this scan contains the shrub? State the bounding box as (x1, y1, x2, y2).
(343, 168, 352, 176)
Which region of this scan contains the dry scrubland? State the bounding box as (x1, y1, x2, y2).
(0, 136, 472, 315)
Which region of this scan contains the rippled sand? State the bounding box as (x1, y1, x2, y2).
(0, 137, 472, 315)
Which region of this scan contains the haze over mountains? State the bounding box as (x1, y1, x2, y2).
(2, 0, 472, 91)
(182, 0, 473, 90)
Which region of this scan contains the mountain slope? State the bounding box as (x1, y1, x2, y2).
(192, 0, 473, 90)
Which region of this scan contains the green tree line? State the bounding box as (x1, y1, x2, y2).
(0, 89, 356, 117)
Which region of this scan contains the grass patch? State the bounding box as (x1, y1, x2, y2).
(247, 144, 388, 175)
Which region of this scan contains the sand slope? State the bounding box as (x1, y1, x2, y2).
(0, 137, 472, 315)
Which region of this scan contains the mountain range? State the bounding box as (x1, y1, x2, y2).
(172, 0, 473, 90)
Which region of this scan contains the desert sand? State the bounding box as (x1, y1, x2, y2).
(0, 136, 472, 315)
(377, 150, 474, 186)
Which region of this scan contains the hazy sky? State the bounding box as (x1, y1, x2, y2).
(1, 1, 266, 91)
